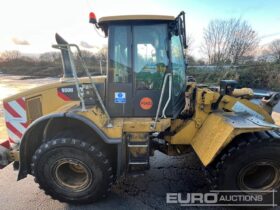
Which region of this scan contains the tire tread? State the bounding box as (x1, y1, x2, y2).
(31, 136, 113, 204)
(205, 130, 280, 190)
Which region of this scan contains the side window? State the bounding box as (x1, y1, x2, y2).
(171, 36, 186, 96)
(133, 24, 168, 90)
(109, 26, 131, 83)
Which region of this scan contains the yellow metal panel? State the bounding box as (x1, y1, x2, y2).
(3, 76, 106, 124)
(123, 118, 170, 132)
(170, 120, 198, 144)
(78, 107, 123, 139)
(190, 113, 271, 166)
(191, 114, 234, 166)
(55, 101, 79, 112)
(3, 76, 106, 102)
(41, 88, 70, 115)
(169, 88, 219, 144)
(232, 88, 254, 98)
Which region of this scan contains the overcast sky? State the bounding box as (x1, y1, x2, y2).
(0, 0, 280, 58)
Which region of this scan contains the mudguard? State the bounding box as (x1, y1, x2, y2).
(191, 112, 280, 166)
(18, 112, 121, 180)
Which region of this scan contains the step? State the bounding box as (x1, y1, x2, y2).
(128, 161, 149, 165)
(127, 144, 148, 148)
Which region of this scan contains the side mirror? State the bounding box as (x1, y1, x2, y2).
(175, 11, 187, 49)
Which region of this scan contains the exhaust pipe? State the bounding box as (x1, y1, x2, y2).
(55, 33, 74, 78)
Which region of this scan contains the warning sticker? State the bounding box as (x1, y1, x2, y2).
(114, 92, 126, 103)
(140, 97, 153, 110)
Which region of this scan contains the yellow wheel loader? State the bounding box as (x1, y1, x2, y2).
(1, 11, 280, 204)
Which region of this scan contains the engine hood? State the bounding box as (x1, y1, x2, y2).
(3, 75, 106, 103)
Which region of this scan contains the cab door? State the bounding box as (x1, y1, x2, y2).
(106, 25, 133, 117)
(133, 24, 170, 117)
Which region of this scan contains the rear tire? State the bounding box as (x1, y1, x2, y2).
(207, 131, 280, 203)
(31, 138, 113, 204)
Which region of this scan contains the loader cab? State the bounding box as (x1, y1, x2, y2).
(98, 13, 187, 117)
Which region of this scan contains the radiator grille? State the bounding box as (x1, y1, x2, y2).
(26, 97, 42, 123)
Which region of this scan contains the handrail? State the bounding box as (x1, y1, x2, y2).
(53, 44, 86, 112)
(151, 73, 172, 129)
(52, 44, 112, 127)
(161, 74, 172, 118)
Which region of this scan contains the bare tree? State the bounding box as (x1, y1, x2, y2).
(184, 34, 195, 65)
(201, 18, 259, 65)
(1, 50, 21, 62)
(269, 39, 280, 63)
(185, 33, 194, 55)
(78, 50, 94, 60)
(75, 50, 97, 67)
(229, 20, 259, 64)
(39, 52, 61, 64)
(96, 46, 108, 61)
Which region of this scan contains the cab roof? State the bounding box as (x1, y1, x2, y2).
(98, 15, 175, 36)
(99, 15, 175, 23)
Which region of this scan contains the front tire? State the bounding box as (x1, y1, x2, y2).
(208, 131, 280, 202)
(31, 138, 113, 204)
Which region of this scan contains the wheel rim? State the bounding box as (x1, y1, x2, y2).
(53, 159, 92, 192)
(238, 161, 280, 191)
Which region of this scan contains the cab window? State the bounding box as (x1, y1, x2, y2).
(133, 24, 168, 90)
(171, 35, 186, 96)
(109, 25, 131, 83)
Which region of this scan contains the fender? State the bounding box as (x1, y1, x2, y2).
(18, 112, 121, 180)
(190, 112, 279, 166)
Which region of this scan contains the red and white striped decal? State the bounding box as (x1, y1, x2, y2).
(3, 98, 28, 146)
